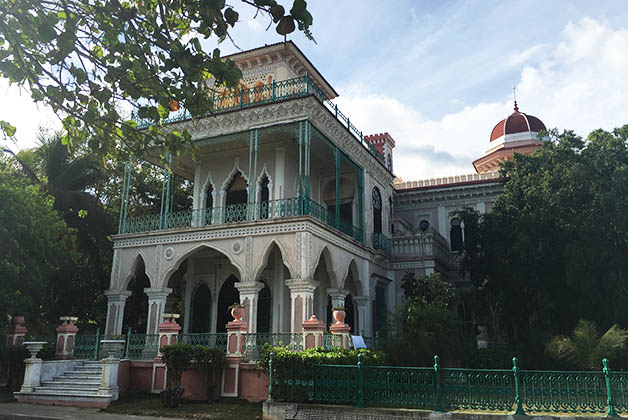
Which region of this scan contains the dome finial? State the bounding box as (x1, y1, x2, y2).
(512, 84, 519, 112)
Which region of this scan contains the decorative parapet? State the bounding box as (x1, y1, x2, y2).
(394, 171, 500, 191)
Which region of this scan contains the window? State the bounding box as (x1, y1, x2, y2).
(419, 220, 430, 232)
(372, 187, 382, 234)
(450, 217, 463, 251)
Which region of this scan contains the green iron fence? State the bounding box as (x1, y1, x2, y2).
(73, 331, 101, 360)
(372, 232, 392, 255)
(124, 332, 159, 360)
(243, 333, 305, 355)
(121, 197, 364, 244)
(268, 354, 626, 415)
(179, 333, 228, 349)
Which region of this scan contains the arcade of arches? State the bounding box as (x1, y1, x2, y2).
(110, 244, 385, 337)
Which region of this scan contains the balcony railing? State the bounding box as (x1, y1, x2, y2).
(372, 232, 392, 255)
(131, 75, 387, 167)
(120, 197, 364, 244)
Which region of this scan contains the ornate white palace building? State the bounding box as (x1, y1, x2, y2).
(104, 42, 546, 338)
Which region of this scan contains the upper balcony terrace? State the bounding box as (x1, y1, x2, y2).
(131, 75, 388, 167)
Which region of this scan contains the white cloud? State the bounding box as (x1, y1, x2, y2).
(0, 80, 60, 150)
(334, 18, 628, 180)
(507, 44, 547, 67)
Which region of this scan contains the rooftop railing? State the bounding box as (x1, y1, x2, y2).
(131, 75, 387, 167)
(120, 197, 365, 244)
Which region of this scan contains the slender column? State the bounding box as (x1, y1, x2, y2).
(104, 290, 132, 336)
(305, 121, 311, 203)
(334, 147, 340, 226)
(297, 121, 303, 200)
(286, 280, 319, 333)
(253, 129, 258, 207)
(247, 129, 254, 217)
(274, 147, 286, 200)
(118, 159, 131, 234)
(353, 296, 372, 337)
(159, 153, 172, 229)
(358, 167, 364, 243)
(144, 288, 172, 335)
(234, 281, 264, 333)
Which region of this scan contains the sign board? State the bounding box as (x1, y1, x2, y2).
(351, 335, 366, 349)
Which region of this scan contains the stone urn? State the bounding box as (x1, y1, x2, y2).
(332, 308, 346, 324)
(23, 341, 47, 359)
(100, 339, 126, 359)
(230, 306, 245, 322)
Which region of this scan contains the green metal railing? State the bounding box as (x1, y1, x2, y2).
(124, 332, 159, 360)
(131, 75, 387, 168)
(74, 331, 101, 360)
(121, 197, 364, 244)
(372, 232, 392, 254)
(269, 354, 628, 415)
(243, 333, 305, 354)
(179, 333, 228, 349)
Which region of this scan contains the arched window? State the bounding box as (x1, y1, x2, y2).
(450, 217, 463, 251)
(256, 281, 272, 333)
(225, 171, 248, 222)
(204, 184, 214, 225)
(216, 275, 239, 333)
(372, 187, 382, 234)
(259, 175, 270, 219)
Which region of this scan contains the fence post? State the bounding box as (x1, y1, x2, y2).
(94, 328, 100, 360)
(603, 358, 618, 417)
(357, 353, 365, 408)
(124, 328, 132, 359)
(272, 80, 276, 101)
(240, 87, 244, 108)
(434, 355, 444, 412)
(267, 351, 274, 402)
(512, 357, 525, 415)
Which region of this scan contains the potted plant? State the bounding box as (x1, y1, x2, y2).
(160, 342, 195, 408)
(168, 99, 179, 112)
(332, 306, 346, 324)
(228, 303, 245, 321)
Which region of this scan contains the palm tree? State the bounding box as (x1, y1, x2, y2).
(546, 320, 628, 369)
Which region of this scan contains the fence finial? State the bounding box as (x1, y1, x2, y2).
(603, 358, 618, 417)
(512, 357, 525, 415)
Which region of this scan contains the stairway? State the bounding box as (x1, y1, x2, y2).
(14, 360, 114, 408)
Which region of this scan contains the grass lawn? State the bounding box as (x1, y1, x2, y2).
(104, 392, 263, 420)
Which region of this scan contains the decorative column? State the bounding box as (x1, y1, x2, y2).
(302, 315, 325, 349)
(104, 290, 132, 336)
(286, 280, 318, 333)
(330, 309, 351, 350)
(353, 296, 372, 337)
(327, 288, 349, 323)
(145, 288, 172, 335)
(222, 307, 248, 397)
(6, 315, 26, 347)
(152, 313, 181, 393)
(55, 317, 79, 359)
(234, 281, 264, 333)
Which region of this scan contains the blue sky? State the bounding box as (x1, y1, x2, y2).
(3, 0, 628, 179)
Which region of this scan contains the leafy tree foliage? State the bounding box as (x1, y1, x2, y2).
(0, 159, 82, 332)
(460, 125, 628, 350)
(0, 0, 313, 158)
(388, 272, 462, 366)
(546, 320, 628, 370)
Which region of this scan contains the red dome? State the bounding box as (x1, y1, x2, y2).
(490, 102, 546, 141)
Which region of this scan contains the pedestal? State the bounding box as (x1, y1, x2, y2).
(99, 358, 120, 400)
(330, 322, 352, 350)
(55, 316, 79, 359)
(302, 315, 325, 349)
(19, 358, 42, 392)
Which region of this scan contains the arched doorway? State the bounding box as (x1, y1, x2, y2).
(205, 184, 214, 225)
(217, 275, 239, 333)
(190, 284, 211, 333)
(259, 175, 270, 219)
(123, 258, 150, 333)
(257, 281, 272, 333)
(450, 217, 463, 251)
(225, 171, 248, 223)
(344, 294, 355, 333)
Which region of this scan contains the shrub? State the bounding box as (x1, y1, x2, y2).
(160, 342, 195, 408)
(194, 346, 225, 402)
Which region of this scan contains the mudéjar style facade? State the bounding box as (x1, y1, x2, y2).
(104, 42, 547, 339)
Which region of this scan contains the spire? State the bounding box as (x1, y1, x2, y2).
(512, 84, 519, 112)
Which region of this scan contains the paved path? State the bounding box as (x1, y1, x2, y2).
(0, 403, 178, 420)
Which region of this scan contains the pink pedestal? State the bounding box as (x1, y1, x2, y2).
(7, 315, 27, 347)
(152, 314, 181, 393)
(302, 315, 325, 348)
(330, 322, 352, 349)
(55, 317, 79, 359)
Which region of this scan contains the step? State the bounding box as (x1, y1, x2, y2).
(63, 373, 101, 379)
(44, 379, 101, 386)
(14, 391, 113, 408)
(34, 387, 101, 395)
(39, 382, 100, 390)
